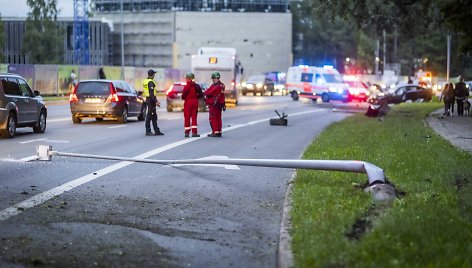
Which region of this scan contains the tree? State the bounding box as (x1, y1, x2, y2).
(0, 12, 5, 63)
(21, 0, 64, 64)
(439, 0, 472, 53)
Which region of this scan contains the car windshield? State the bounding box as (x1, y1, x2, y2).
(76, 82, 110, 95)
(322, 74, 344, 83)
(171, 84, 185, 92)
(246, 75, 265, 83)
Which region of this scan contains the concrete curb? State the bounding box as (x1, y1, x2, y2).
(277, 171, 296, 268)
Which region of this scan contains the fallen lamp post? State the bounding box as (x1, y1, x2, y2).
(35, 145, 396, 201)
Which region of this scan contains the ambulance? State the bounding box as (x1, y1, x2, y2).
(285, 65, 349, 102)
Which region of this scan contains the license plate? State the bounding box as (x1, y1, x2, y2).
(84, 98, 102, 103)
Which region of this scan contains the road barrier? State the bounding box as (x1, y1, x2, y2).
(35, 145, 396, 201)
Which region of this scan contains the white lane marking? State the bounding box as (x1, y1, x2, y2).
(0, 109, 325, 222)
(108, 125, 127, 129)
(47, 117, 70, 123)
(20, 138, 47, 144)
(46, 140, 71, 144)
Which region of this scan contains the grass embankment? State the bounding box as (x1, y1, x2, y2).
(291, 103, 472, 267)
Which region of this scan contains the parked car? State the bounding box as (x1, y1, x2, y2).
(0, 73, 47, 138)
(241, 75, 275, 96)
(69, 80, 145, 124)
(369, 84, 433, 105)
(166, 82, 207, 112)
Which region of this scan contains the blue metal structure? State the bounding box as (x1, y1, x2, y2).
(73, 0, 90, 65)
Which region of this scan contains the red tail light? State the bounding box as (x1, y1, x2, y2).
(69, 83, 79, 102)
(106, 83, 119, 103)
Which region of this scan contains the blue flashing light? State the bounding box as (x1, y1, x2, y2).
(323, 65, 334, 70)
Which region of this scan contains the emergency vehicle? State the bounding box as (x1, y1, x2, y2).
(191, 47, 242, 105)
(286, 65, 350, 102)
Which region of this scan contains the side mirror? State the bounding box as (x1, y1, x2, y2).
(34, 90, 40, 96)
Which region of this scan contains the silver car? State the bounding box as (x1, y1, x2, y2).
(0, 73, 47, 138)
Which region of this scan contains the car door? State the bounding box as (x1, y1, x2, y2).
(123, 82, 140, 115)
(392, 87, 406, 103)
(3, 78, 29, 123)
(17, 78, 39, 122)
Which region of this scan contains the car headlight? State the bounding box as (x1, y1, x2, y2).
(256, 83, 263, 88)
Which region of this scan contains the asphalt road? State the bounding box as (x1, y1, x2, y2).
(0, 96, 362, 267)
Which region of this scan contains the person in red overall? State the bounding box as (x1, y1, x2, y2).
(205, 72, 226, 137)
(182, 72, 203, 138)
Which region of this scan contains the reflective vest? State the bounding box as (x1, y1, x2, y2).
(142, 78, 157, 98)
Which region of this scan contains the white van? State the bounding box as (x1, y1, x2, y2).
(286, 65, 349, 102)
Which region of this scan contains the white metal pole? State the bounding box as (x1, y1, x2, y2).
(120, 0, 125, 80)
(446, 31, 451, 83)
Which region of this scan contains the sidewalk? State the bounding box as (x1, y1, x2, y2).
(426, 108, 472, 155)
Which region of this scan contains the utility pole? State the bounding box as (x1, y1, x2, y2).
(120, 0, 125, 80)
(375, 39, 379, 75)
(447, 31, 451, 83)
(383, 29, 386, 74)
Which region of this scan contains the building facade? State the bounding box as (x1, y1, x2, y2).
(1, 17, 113, 65)
(94, 0, 292, 77)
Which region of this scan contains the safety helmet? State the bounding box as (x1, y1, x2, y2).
(211, 72, 220, 79)
(185, 72, 195, 80)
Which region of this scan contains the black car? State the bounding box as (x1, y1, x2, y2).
(0, 73, 47, 138)
(70, 80, 145, 123)
(369, 84, 433, 105)
(241, 75, 275, 96)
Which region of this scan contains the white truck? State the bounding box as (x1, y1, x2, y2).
(191, 47, 242, 105)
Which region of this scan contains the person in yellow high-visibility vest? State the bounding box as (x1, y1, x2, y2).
(143, 69, 164, 136)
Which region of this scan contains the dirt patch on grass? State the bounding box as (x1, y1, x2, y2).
(345, 202, 392, 241)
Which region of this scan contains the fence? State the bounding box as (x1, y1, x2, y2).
(4, 64, 189, 96)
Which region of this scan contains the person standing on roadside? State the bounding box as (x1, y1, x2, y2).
(182, 72, 203, 138)
(455, 76, 469, 116)
(143, 69, 164, 136)
(205, 72, 225, 137)
(440, 82, 455, 116)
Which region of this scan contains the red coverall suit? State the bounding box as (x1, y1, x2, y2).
(205, 81, 225, 134)
(182, 81, 201, 135)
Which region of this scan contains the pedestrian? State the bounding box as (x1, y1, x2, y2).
(440, 82, 455, 116)
(455, 75, 469, 116)
(205, 72, 226, 137)
(182, 72, 203, 138)
(143, 69, 164, 136)
(98, 67, 106, 79)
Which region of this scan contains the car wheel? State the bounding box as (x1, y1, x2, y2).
(138, 105, 146, 121)
(33, 109, 47, 133)
(95, 118, 104, 122)
(291, 91, 299, 101)
(72, 116, 82, 124)
(0, 112, 17, 138)
(270, 91, 274, 96)
(321, 93, 330, 103)
(167, 106, 172, 112)
(117, 107, 128, 123)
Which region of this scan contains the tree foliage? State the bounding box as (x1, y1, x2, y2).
(22, 0, 64, 64)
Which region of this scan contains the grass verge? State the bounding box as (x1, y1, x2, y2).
(291, 102, 472, 267)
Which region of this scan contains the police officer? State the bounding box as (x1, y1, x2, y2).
(143, 69, 164, 136)
(205, 72, 225, 137)
(182, 72, 203, 138)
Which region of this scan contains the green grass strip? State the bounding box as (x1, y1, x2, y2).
(291, 102, 472, 267)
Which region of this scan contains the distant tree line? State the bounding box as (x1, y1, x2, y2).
(291, 0, 472, 77)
